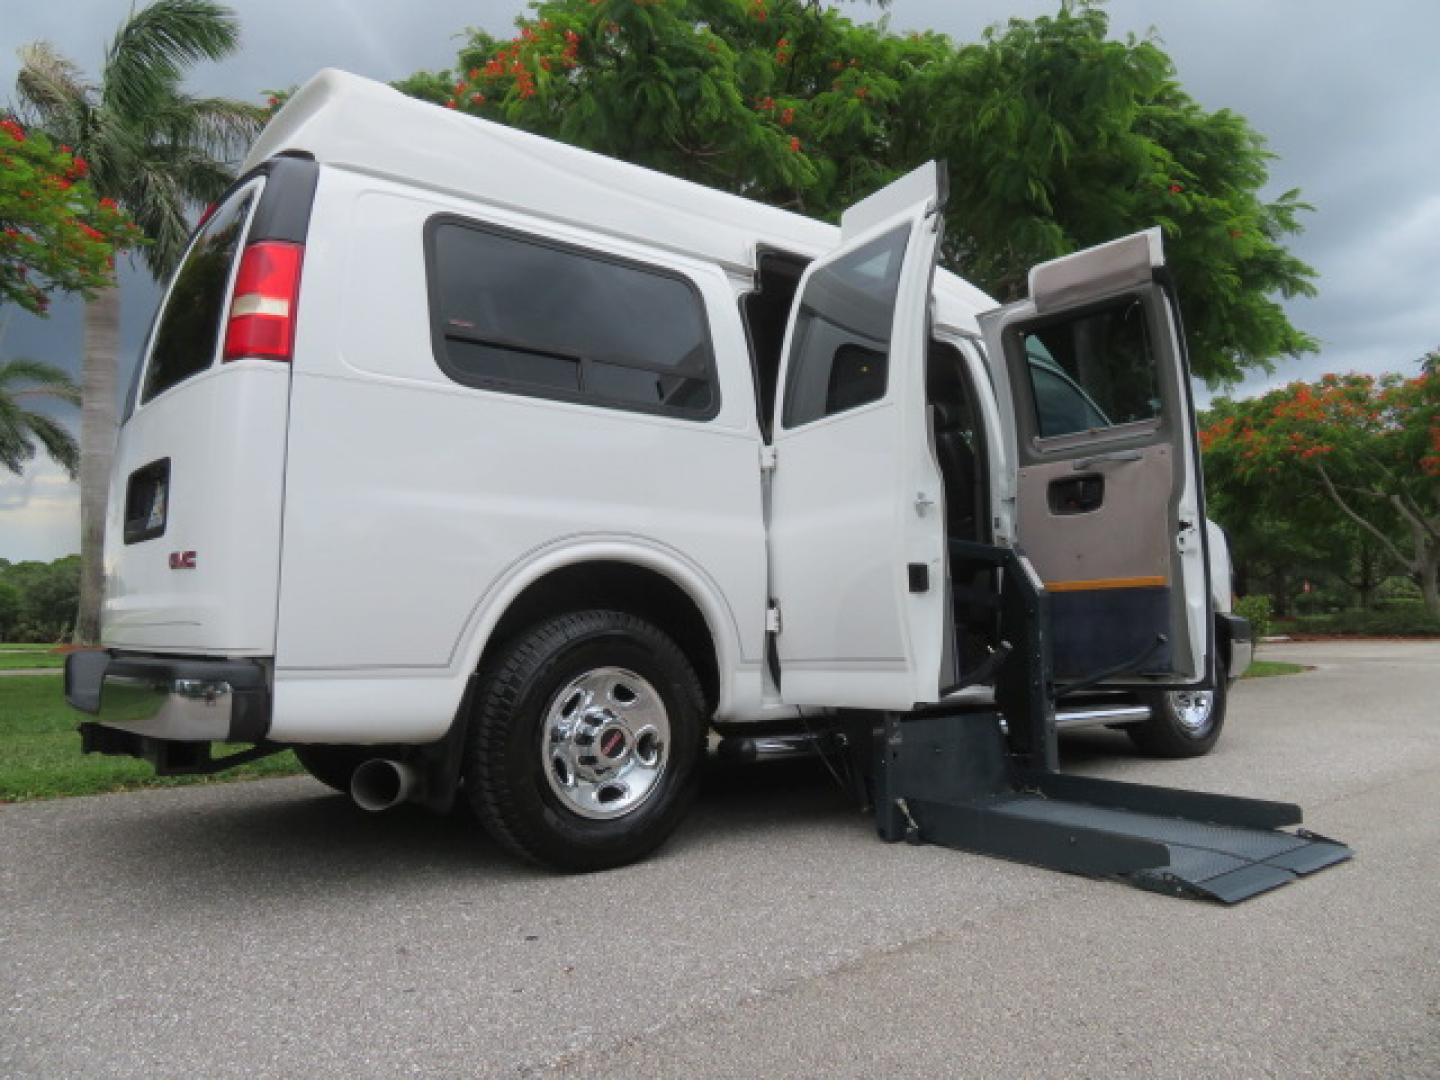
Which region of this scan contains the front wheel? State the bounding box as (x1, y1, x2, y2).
(465, 610, 706, 872)
(1129, 661, 1228, 758)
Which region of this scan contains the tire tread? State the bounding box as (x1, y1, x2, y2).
(466, 610, 704, 870)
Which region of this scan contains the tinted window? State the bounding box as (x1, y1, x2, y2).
(782, 224, 908, 429)
(142, 191, 255, 403)
(1029, 356, 1111, 435)
(428, 220, 716, 417)
(1021, 298, 1160, 437)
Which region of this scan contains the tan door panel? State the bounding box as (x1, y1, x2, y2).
(1016, 445, 1173, 587)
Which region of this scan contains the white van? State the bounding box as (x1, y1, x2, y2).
(66, 70, 1252, 872)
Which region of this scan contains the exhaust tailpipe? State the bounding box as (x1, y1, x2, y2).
(350, 759, 420, 812)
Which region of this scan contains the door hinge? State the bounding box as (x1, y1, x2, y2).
(1176, 518, 1196, 553)
(760, 445, 777, 472)
(765, 603, 782, 634)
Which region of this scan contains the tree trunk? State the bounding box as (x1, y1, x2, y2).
(1422, 550, 1440, 617)
(74, 285, 120, 645)
(1267, 566, 1290, 617)
(1355, 542, 1377, 610)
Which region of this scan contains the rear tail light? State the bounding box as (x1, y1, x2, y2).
(223, 241, 303, 362)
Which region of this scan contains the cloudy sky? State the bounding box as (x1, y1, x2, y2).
(2, 0, 1437, 561)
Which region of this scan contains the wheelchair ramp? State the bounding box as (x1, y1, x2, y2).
(875, 712, 1352, 904)
(980, 791, 1351, 903)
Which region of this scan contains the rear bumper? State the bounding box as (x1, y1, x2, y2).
(64, 650, 271, 742)
(1219, 613, 1254, 682)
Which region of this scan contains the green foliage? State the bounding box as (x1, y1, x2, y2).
(0, 556, 80, 641)
(1233, 594, 1272, 641)
(1284, 607, 1440, 637)
(0, 674, 300, 801)
(0, 119, 140, 315)
(923, 6, 1316, 383)
(14, 0, 264, 279)
(0, 357, 82, 478)
(1203, 361, 1440, 612)
(0, 649, 65, 669)
(1242, 659, 1304, 678)
(393, 0, 1315, 383)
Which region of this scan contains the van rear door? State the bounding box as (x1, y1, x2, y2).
(978, 229, 1211, 688)
(766, 162, 947, 709)
(103, 156, 316, 655)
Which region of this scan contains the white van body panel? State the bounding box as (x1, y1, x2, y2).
(103, 364, 290, 654)
(100, 174, 291, 657)
(270, 166, 767, 729)
(270, 536, 761, 743)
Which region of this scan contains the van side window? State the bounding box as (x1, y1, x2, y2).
(781, 223, 908, 429)
(142, 191, 256, 404)
(426, 219, 718, 418)
(1020, 297, 1160, 438)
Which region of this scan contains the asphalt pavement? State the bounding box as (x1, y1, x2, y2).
(2, 640, 1437, 1078)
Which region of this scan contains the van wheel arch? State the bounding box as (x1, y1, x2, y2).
(475, 560, 720, 719)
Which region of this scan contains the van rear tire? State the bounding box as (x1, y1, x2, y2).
(465, 610, 706, 872)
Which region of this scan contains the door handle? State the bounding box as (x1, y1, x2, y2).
(1072, 449, 1143, 471)
(1048, 475, 1104, 515)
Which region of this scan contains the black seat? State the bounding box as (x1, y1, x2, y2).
(931, 401, 978, 540)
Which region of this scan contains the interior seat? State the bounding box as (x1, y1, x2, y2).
(931, 401, 978, 540)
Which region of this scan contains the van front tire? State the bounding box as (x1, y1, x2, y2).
(465, 610, 706, 872)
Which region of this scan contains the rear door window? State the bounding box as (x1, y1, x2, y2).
(141, 188, 257, 404)
(1019, 297, 1160, 438)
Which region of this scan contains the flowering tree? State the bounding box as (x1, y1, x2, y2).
(393, 0, 1316, 385)
(0, 118, 139, 316)
(1202, 360, 1440, 613)
(15, 0, 261, 643)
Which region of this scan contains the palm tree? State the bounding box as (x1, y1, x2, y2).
(0, 358, 81, 479)
(14, 0, 264, 642)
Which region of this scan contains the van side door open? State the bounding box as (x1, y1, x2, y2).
(979, 229, 1210, 687)
(766, 163, 947, 709)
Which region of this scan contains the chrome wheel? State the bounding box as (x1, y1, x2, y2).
(541, 666, 670, 820)
(1167, 688, 1215, 734)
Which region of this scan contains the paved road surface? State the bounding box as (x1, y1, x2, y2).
(2, 641, 1437, 1078)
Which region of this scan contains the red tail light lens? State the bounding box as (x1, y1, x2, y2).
(223, 241, 303, 361)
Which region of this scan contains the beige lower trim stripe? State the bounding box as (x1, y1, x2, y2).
(1045, 575, 1168, 593)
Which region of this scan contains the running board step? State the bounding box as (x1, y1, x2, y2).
(875, 712, 1351, 904)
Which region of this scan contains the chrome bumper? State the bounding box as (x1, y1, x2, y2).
(64, 651, 271, 742)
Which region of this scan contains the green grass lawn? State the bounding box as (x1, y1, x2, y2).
(0, 651, 66, 670)
(0, 642, 54, 650)
(0, 673, 302, 802)
(1243, 659, 1307, 678)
